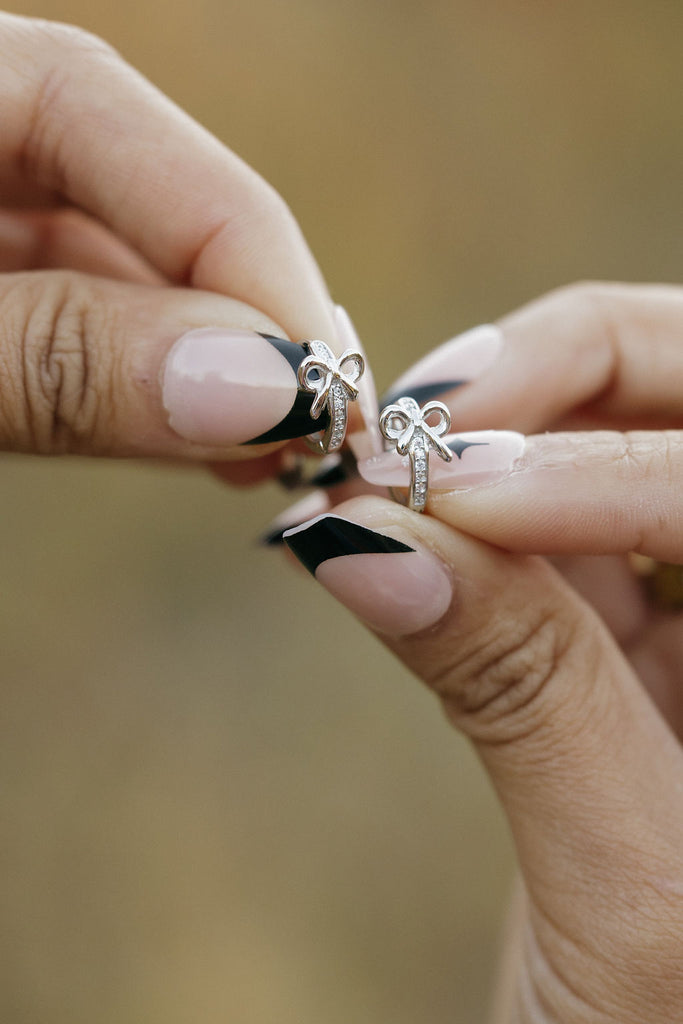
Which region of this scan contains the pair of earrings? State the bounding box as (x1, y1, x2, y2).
(299, 339, 451, 513)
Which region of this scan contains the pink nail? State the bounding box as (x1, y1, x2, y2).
(284, 514, 452, 636)
(358, 431, 525, 489)
(162, 327, 298, 446)
(381, 324, 503, 407)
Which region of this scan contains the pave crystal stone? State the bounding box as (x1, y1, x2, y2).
(327, 383, 347, 451)
(412, 435, 429, 508)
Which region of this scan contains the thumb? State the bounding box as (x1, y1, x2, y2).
(0, 270, 328, 458)
(284, 497, 683, 999)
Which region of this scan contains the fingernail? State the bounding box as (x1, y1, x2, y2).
(259, 491, 331, 546)
(358, 430, 525, 489)
(335, 305, 383, 457)
(284, 514, 452, 636)
(380, 323, 503, 408)
(162, 328, 326, 446)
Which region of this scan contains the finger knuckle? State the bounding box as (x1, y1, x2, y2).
(551, 279, 616, 314)
(604, 430, 683, 552)
(7, 272, 110, 453)
(246, 181, 299, 244)
(616, 429, 678, 484)
(542, 280, 624, 358)
(428, 603, 581, 746)
(190, 183, 299, 287)
(20, 21, 120, 183)
(32, 19, 117, 61)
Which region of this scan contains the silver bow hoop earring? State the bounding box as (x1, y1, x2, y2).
(379, 396, 452, 512)
(297, 340, 365, 454)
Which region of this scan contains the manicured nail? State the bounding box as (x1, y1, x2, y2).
(380, 323, 503, 408)
(358, 430, 525, 489)
(259, 491, 331, 546)
(335, 305, 383, 457)
(162, 328, 327, 446)
(284, 514, 452, 636)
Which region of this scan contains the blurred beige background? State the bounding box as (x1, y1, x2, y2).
(2, 2, 682, 1022)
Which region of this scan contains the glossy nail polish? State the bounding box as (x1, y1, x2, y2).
(380, 323, 503, 408)
(259, 492, 331, 546)
(284, 514, 452, 635)
(358, 430, 525, 489)
(163, 328, 327, 446)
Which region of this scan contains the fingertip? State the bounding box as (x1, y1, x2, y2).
(283, 504, 454, 636)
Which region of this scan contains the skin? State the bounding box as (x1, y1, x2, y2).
(2, 12, 682, 1022)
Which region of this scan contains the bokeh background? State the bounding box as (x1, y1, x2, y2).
(2, 2, 683, 1021)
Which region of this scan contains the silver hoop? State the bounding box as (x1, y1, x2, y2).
(297, 340, 365, 454)
(379, 396, 452, 512)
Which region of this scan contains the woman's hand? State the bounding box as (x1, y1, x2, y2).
(0, 12, 339, 468)
(283, 282, 683, 1022)
(357, 283, 683, 736)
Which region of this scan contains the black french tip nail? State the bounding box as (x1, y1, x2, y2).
(283, 514, 414, 575)
(242, 335, 330, 445)
(309, 450, 359, 489)
(258, 494, 332, 547)
(380, 379, 468, 409)
(448, 438, 489, 458)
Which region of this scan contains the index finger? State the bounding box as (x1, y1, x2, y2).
(358, 427, 683, 562)
(1, 13, 336, 345)
(386, 283, 683, 435)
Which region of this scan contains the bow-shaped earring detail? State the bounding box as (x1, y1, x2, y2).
(297, 340, 365, 453)
(379, 396, 453, 460)
(379, 396, 453, 512)
(298, 342, 365, 419)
